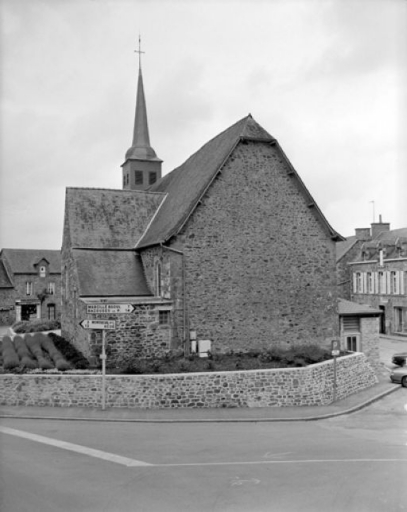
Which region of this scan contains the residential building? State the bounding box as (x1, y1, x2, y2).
(338, 219, 407, 335)
(0, 249, 62, 325)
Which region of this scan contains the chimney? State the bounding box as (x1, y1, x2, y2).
(371, 215, 390, 240)
(355, 228, 371, 241)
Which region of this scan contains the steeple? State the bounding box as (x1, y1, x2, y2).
(122, 37, 162, 191)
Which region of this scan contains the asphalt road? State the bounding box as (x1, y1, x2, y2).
(1, 389, 406, 512)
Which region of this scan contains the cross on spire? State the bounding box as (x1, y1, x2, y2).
(134, 35, 145, 70)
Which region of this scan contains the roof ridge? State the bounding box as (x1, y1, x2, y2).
(66, 186, 165, 196)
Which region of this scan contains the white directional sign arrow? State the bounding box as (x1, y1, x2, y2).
(86, 304, 134, 314)
(80, 319, 116, 330)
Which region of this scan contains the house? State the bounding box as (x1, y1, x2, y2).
(338, 298, 381, 369)
(340, 219, 407, 335)
(0, 249, 62, 325)
(61, 59, 344, 365)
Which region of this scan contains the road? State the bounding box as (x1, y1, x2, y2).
(1, 389, 406, 512)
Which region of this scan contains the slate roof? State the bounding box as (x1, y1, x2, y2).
(338, 299, 381, 316)
(336, 236, 358, 262)
(376, 227, 407, 242)
(137, 115, 343, 248)
(73, 249, 152, 297)
(0, 249, 61, 275)
(0, 260, 13, 288)
(65, 188, 165, 249)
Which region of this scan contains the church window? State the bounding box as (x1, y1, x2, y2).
(155, 262, 162, 296)
(135, 171, 143, 185)
(159, 310, 170, 325)
(149, 172, 157, 185)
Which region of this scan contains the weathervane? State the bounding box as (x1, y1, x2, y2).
(134, 35, 145, 69)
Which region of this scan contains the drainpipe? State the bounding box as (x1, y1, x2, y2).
(160, 243, 188, 354)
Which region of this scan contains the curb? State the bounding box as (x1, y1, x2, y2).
(0, 385, 401, 424)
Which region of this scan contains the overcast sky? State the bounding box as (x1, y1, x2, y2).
(1, 0, 406, 250)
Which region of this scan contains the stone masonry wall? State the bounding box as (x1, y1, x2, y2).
(0, 353, 377, 409)
(169, 141, 339, 353)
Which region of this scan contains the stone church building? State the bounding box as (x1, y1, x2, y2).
(62, 60, 344, 365)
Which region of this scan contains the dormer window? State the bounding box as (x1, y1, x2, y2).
(39, 266, 46, 277)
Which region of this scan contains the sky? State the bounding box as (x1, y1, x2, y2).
(0, 0, 406, 250)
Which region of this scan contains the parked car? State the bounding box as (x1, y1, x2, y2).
(392, 352, 407, 367)
(390, 366, 407, 387)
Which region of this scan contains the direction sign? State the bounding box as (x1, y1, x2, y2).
(86, 304, 134, 314)
(80, 319, 116, 330)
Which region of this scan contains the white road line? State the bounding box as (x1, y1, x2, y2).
(0, 426, 152, 467)
(1, 426, 406, 469)
(154, 458, 407, 467)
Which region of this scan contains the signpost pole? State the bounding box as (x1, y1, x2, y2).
(101, 330, 106, 410)
(333, 354, 337, 403)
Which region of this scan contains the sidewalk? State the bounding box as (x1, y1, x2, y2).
(0, 374, 401, 423)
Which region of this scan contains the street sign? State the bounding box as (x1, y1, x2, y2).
(80, 319, 116, 330)
(86, 304, 134, 314)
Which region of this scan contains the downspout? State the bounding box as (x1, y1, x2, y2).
(160, 243, 188, 354)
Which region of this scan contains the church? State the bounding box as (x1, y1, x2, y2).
(61, 54, 344, 366)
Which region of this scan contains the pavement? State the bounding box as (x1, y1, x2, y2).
(0, 330, 405, 423)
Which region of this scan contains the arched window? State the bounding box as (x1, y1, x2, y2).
(155, 262, 162, 297)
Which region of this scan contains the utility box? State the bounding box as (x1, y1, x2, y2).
(198, 339, 211, 358)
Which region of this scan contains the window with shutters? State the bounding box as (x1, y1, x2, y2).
(149, 172, 157, 185)
(378, 272, 385, 294)
(367, 272, 373, 293)
(135, 171, 143, 185)
(391, 271, 397, 294)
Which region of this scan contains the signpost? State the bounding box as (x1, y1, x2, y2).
(80, 319, 116, 410)
(331, 340, 340, 402)
(86, 304, 134, 315)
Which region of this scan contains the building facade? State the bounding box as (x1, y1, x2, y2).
(62, 58, 344, 365)
(340, 221, 407, 335)
(0, 249, 62, 325)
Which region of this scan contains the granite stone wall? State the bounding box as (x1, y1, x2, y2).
(0, 353, 377, 409)
(164, 141, 339, 353)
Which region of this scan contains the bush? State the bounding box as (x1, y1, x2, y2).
(40, 336, 71, 371)
(47, 333, 89, 369)
(25, 334, 53, 370)
(13, 336, 38, 369)
(12, 319, 61, 334)
(2, 336, 20, 370)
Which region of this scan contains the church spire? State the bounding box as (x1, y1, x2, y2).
(122, 37, 162, 191)
(125, 37, 160, 161)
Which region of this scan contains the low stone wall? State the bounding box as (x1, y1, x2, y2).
(0, 353, 378, 409)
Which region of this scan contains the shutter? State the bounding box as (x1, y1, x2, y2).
(396, 271, 401, 295)
(386, 271, 391, 294)
(343, 316, 360, 332)
(362, 272, 367, 294)
(401, 271, 405, 295)
(353, 273, 357, 293)
(374, 272, 379, 294)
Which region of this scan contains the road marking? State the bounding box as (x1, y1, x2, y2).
(1, 426, 406, 469)
(0, 426, 152, 467)
(153, 458, 407, 467)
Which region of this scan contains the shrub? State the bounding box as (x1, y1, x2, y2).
(12, 319, 61, 334)
(13, 336, 38, 369)
(40, 336, 71, 371)
(25, 333, 53, 369)
(2, 336, 20, 370)
(47, 333, 89, 369)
